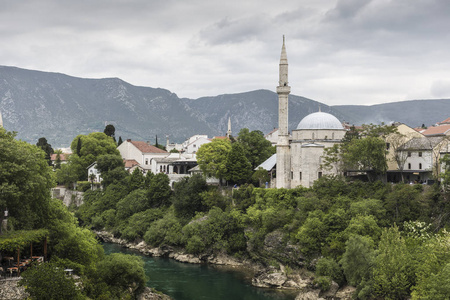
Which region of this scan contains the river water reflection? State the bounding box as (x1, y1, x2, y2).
(103, 243, 297, 300)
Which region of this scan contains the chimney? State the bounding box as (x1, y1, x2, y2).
(127, 139, 131, 142)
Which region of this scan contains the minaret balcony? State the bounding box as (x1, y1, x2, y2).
(277, 86, 291, 94)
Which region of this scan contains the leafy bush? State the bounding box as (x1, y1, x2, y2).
(316, 257, 344, 286)
(19, 261, 83, 300)
(76, 181, 92, 192)
(95, 253, 146, 299)
(144, 209, 183, 246)
(314, 275, 332, 291)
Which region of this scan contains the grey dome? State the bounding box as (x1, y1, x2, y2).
(297, 112, 343, 130)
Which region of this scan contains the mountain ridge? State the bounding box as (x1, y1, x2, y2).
(0, 65, 448, 147)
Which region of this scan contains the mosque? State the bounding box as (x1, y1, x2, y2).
(274, 37, 346, 188)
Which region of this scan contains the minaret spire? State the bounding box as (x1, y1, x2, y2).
(226, 117, 232, 138)
(276, 35, 291, 189)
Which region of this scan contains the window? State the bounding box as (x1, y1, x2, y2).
(193, 144, 196, 148)
(386, 143, 390, 150)
(418, 152, 422, 157)
(419, 163, 422, 169)
(291, 172, 293, 179)
(318, 172, 322, 178)
(145, 159, 148, 165)
(312, 133, 315, 140)
(299, 172, 302, 180)
(408, 163, 411, 169)
(408, 151, 411, 157)
(332, 133, 335, 139)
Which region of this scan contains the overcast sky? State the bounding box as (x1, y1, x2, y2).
(1, 0, 450, 105)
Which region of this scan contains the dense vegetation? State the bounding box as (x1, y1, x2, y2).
(0, 128, 146, 300)
(77, 159, 450, 299)
(4, 123, 450, 299)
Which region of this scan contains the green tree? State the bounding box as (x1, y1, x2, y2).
(251, 167, 270, 187)
(128, 168, 145, 190)
(147, 173, 172, 207)
(296, 213, 328, 257)
(55, 163, 78, 188)
(342, 136, 388, 181)
(0, 128, 55, 230)
(95, 253, 146, 299)
(225, 142, 252, 184)
(96, 154, 127, 187)
(372, 226, 415, 300)
(441, 154, 450, 194)
(76, 137, 82, 156)
(103, 124, 116, 141)
(172, 174, 208, 220)
(19, 261, 83, 300)
(321, 144, 344, 175)
(236, 128, 275, 169)
(196, 138, 231, 184)
(69, 132, 120, 181)
(316, 257, 345, 286)
(340, 235, 375, 298)
(54, 149, 63, 170)
(36, 137, 54, 165)
(118, 136, 123, 146)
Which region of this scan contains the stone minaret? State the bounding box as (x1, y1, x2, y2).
(226, 117, 232, 138)
(276, 36, 291, 189)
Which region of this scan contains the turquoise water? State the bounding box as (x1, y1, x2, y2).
(103, 243, 297, 300)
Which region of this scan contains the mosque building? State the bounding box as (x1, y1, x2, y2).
(275, 37, 346, 188)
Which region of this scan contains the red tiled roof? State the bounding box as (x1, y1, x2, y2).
(422, 124, 450, 136)
(438, 117, 450, 125)
(265, 128, 278, 137)
(124, 159, 140, 168)
(50, 153, 68, 161)
(212, 136, 228, 140)
(130, 141, 168, 153)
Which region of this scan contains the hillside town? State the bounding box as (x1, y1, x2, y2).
(1, 38, 450, 300)
(56, 37, 448, 190)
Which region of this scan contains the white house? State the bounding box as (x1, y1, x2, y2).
(117, 139, 168, 167)
(87, 162, 102, 182)
(183, 136, 211, 154)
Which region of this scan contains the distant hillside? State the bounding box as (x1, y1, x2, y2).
(0, 65, 448, 147)
(332, 100, 450, 127)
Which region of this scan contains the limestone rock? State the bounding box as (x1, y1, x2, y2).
(0, 278, 29, 300)
(335, 286, 357, 300)
(138, 287, 172, 300)
(207, 253, 243, 266)
(320, 280, 339, 298)
(172, 253, 201, 264)
(295, 289, 325, 300)
(252, 271, 287, 288)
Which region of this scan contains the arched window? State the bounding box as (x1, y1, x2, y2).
(408, 163, 411, 170)
(419, 163, 422, 169)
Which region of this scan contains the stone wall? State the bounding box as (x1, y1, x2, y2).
(0, 278, 28, 300)
(52, 187, 84, 207)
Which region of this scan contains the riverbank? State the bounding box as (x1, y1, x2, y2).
(96, 231, 355, 299)
(0, 277, 171, 300)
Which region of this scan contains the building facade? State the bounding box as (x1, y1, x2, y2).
(275, 37, 345, 188)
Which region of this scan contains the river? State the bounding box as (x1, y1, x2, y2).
(103, 243, 297, 300)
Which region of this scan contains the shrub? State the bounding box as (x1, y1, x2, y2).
(316, 257, 345, 286)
